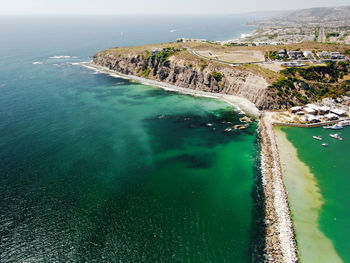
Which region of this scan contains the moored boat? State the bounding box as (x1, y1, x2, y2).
(313, 136, 322, 140)
(330, 124, 343, 130)
(339, 120, 350, 127)
(330, 133, 343, 140)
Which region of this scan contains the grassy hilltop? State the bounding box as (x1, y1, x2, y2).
(97, 41, 350, 109)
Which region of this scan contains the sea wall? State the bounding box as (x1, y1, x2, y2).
(259, 113, 299, 263)
(92, 50, 277, 110)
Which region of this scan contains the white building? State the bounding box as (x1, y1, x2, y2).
(325, 113, 339, 121)
(303, 107, 317, 115)
(303, 51, 314, 59)
(289, 106, 303, 113)
(305, 115, 321, 123)
(331, 109, 347, 116)
(318, 106, 330, 115)
(306, 104, 320, 111)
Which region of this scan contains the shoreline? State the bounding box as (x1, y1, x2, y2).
(80, 62, 261, 118)
(82, 62, 300, 262)
(259, 112, 299, 263)
(275, 127, 342, 263)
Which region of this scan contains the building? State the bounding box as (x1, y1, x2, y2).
(278, 49, 287, 58)
(303, 107, 317, 115)
(282, 62, 306, 67)
(254, 42, 270, 46)
(325, 113, 339, 121)
(305, 115, 321, 123)
(319, 51, 330, 58)
(318, 106, 330, 115)
(288, 50, 303, 60)
(306, 104, 320, 111)
(177, 38, 206, 43)
(331, 109, 347, 116)
(303, 51, 314, 60)
(289, 106, 303, 113)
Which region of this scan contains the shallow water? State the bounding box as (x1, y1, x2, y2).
(0, 16, 263, 262)
(277, 126, 350, 263)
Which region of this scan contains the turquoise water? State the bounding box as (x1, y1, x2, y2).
(281, 127, 350, 262)
(0, 16, 263, 262)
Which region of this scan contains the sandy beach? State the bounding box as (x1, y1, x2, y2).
(275, 127, 342, 263)
(81, 62, 261, 118)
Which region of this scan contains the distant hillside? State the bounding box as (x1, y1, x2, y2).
(275, 6, 350, 23)
(233, 10, 292, 21)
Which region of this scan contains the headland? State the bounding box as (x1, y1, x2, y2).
(90, 39, 350, 262)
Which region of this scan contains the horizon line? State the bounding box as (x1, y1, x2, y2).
(0, 5, 348, 16)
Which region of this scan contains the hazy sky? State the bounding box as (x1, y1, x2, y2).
(1, 0, 349, 15)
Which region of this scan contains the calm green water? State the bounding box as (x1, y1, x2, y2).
(0, 16, 263, 262)
(281, 127, 350, 262)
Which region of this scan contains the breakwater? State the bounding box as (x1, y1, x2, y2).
(259, 113, 299, 263)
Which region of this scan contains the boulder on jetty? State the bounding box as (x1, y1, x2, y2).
(240, 116, 253, 123)
(233, 124, 249, 130)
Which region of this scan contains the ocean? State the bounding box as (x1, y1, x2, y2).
(277, 127, 350, 263)
(0, 15, 264, 262)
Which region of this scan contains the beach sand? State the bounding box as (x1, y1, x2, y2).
(81, 62, 261, 118)
(275, 127, 342, 263)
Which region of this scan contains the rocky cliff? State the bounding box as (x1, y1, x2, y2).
(93, 47, 280, 110)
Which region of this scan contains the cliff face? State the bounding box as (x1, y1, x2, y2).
(93, 50, 277, 110)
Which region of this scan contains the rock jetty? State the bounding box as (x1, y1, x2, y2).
(259, 112, 299, 263)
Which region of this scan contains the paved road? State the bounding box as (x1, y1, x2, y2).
(318, 27, 326, 43)
(186, 47, 267, 67)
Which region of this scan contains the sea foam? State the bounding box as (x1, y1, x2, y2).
(49, 55, 77, 59)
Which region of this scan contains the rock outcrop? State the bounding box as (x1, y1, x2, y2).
(93, 49, 276, 110)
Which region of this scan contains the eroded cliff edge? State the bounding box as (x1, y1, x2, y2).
(92, 45, 279, 110)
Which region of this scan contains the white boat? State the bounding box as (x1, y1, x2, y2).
(330, 124, 343, 130)
(313, 136, 322, 140)
(339, 120, 350, 127)
(330, 133, 343, 140)
(206, 123, 213, 127)
(224, 128, 232, 132)
(322, 143, 328, 147)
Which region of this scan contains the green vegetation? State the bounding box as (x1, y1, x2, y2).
(265, 50, 288, 61)
(145, 47, 182, 62)
(345, 49, 350, 56)
(270, 78, 296, 91)
(281, 61, 350, 83)
(154, 47, 180, 61)
(269, 78, 309, 104)
(327, 32, 340, 37)
(270, 61, 350, 104)
(211, 71, 224, 82)
(266, 51, 280, 60)
(200, 60, 208, 71)
(314, 29, 320, 42)
(225, 43, 250, 47)
(139, 68, 151, 78)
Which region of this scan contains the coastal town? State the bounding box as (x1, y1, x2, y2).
(233, 6, 350, 46)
